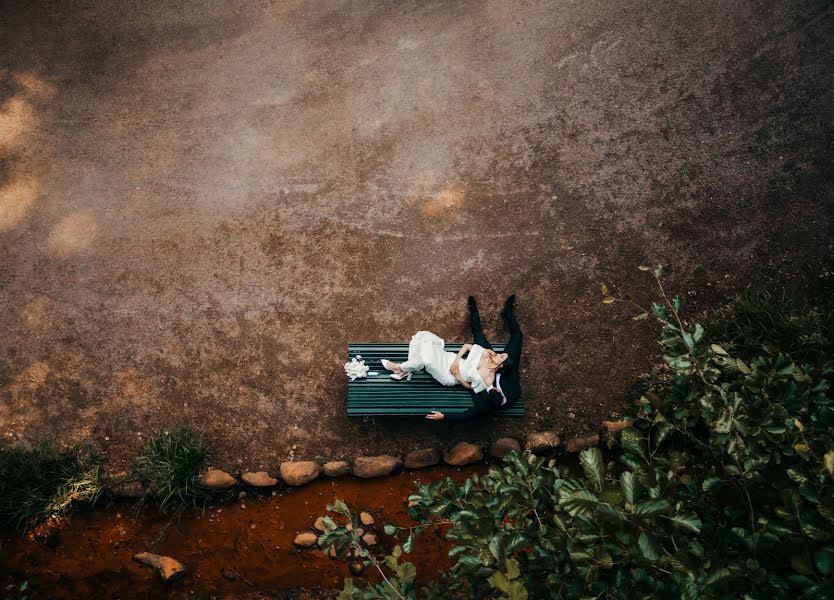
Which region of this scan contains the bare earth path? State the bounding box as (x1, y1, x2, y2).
(1, 0, 832, 471)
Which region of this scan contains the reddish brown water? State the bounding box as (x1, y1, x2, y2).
(0, 466, 485, 598)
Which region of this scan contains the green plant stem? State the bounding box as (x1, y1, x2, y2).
(655, 274, 687, 338)
(353, 539, 406, 600)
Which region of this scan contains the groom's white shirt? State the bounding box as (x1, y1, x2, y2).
(487, 374, 508, 406)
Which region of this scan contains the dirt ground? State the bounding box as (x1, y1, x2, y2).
(1, 0, 832, 472)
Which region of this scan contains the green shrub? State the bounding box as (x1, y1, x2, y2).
(334, 267, 833, 599)
(0, 444, 105, 531)
(133, 428, 211, 512)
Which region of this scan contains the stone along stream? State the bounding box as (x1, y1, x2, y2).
(0, 465, 486, 598)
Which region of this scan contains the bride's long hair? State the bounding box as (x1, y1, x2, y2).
(497, 355, 515, 373)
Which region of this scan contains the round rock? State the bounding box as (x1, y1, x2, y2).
(280, 461, 321, 486)
(361, 533, 377, 546)
(200, 469, 237, 489)
(241, 471, 278, 487)
(353, 455, 402, 478)
(525, 432, 561, 454)
(359, 511, 375, 526)
(602, 420, 633, 435)
(488, 438, 521, 459)
(293, 532, 318, 548)
(404, 448, 440, 469)
(565, 434, 600, 453)
(323, 460, 350, 477)
(443, 442, 483, 466)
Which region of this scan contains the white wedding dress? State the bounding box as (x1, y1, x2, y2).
(398, 331, 488, 392)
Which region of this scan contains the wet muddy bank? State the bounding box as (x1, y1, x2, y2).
(0, 465, 488, 598)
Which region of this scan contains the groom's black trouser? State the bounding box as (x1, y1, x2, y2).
(470, 305, 523, 368)
(444, 304, 523, 422)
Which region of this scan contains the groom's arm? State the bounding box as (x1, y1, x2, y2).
(439, 391, 491, 422)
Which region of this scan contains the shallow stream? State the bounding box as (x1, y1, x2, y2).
(0, 465, 485, 598)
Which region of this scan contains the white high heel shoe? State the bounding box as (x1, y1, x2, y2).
(381, 359, 412, 381)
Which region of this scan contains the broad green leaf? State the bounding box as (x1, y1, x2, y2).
(701, 476, 723, 493)
(638, 265, 651, 271)
(488, 571, 510, 593)
(635, 499, 672, 517)
(801, 522, 831, 541)
(602, 297, 615, 304)
(329, 499, 350, 516)
(580, 447, 604, 491)
(403, 534, 414, 553)
(322, 516, 338, 532)
(814, 549, 833, 575)
(633, 312, 649, 321)
(653, 422, 674, 451)
(705, 568, 731, 585)
(508, 581, 529, 600)
(620, 471, 635, 505)
(489, 535, 502, 560)
(392, 545, 402, 558)
(731, 527, 756, 551)
(601, 284, 609, 295)
(710, 344, 728, 355)
(621, 427, 646, 460)
(667, 512, 702, 533)
(693, 323, 704, 342)
(384, 524, 398, 535)
(505, 557, 521, 580)
(818, 498, 834, 525)
(395, 561, 417, 584)
(787, 468, 808, 484)
(638, 532, 662, 560)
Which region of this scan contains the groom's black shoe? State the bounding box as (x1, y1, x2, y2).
(500, 294, 516, 318)
(468, 296, 478, 312)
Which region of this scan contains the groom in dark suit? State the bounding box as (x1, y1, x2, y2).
(427, 294, 522, 422)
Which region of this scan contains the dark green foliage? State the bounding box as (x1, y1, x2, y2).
(609, 269, 834, 597)
(0, 444, 105, 531)
(133, 428, 211, 512)
(706, 286, 834, 363)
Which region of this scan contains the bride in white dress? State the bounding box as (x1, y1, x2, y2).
(380, 330, 507, 393)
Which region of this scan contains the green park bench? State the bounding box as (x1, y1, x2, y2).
(347, 343, 525, 417)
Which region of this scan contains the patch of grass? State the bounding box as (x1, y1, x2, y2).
(0, 444, 105, 531)
(706, 284, 834, 363)
(133, 428, 212, 512)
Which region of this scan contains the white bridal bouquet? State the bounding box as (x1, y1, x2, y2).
(344, 355, 369, 381)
